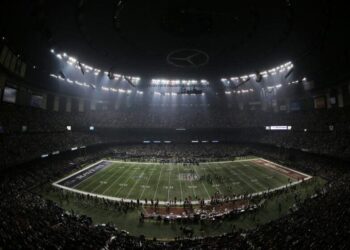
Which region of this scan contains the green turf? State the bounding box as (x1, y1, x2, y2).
(69, 159, 295, 202)
(42, 177, 326, 240)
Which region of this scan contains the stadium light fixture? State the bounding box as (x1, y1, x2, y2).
(68, 57, 77, 63)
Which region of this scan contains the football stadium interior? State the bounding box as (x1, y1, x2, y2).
(0, 1, 349, 249)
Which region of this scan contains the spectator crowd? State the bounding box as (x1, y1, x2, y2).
(0, 143, 349, 249)
(1, 102, 350, 169)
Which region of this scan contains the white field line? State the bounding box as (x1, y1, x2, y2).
(187, 166, 197, 198)
(105, 158, 260, 165)
(235, 164, 267, 190)
(259, 158, 312, 179)
(100, 164, 133, 195)
(204, 164, 223, 194)
(192, 164, 211, 199)
(218, 164, 245, 194)
(139, 169, 156, 200)
(114, 165, 139, 197)
(200, 158, 261, 164)
(95, 164, 132, 193)
(153, 164, 165, 200)
(52, 159, 312, 205)
(167, 166, 172, 201)
(229, 167, 259, 192)
(176, 164, 184, 201)
(87, 165, 126, 192)
(126, 167, 148, 199)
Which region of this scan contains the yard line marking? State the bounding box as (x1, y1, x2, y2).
(232, 166, 264, 192)
(203, 163, 223, 194)
(114, 165, 139, 197)
(139, 169, 156, 200)
(100, 164, 134, 195)
(185, 166, 197, 198)
(167, 166, 172, 201)
(244, 162, 285, 188)
(192, 164, 211, 199)
(176, 164, 184, 202)
(85, 166, 124, 192)
(153, 164, 165, 200)
(126, 166, 149, 199)
(229, 168, 257, 192)
(236, 163, 267, 190)
(219, 164, 246, 194)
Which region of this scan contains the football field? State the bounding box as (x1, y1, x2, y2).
(54, 158, 310, 203)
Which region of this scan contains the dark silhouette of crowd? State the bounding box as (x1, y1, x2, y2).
(1, 102, 350, 131)
(1, 102, 350, 170)
(0, 142, 349, 249)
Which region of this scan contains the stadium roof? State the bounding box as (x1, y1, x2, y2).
(0, 0, 348, 86)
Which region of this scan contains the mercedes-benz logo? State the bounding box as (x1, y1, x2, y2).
(167, 49, 209, 68)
